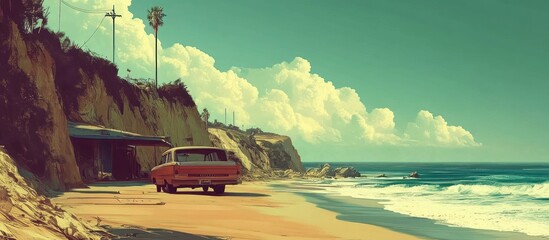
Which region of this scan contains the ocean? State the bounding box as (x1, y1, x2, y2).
(294, 162, 549, 239)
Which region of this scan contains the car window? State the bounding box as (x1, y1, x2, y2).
(167, 152, 172, 163)
(161, 154, 167, 164)
(175, 149, 227, 162)
(206, 153, 221, 161)
(176, 153, 203, 162)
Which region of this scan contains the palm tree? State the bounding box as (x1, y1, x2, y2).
(147, 6, 166, 89)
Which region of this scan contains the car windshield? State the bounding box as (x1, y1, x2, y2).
(175, 149, 228, 162)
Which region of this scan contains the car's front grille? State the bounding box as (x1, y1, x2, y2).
(188, 174, 229, 177)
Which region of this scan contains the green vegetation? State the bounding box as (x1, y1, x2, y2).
(157, 79, 196, 107)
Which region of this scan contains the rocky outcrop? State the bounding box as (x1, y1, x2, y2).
(209, 127, 304, 179)
(334, 167, 361, 178)
(305, 163, 361, 178)
(254, 133, 305, 173)
(305, 163, 335, 178)
(0, 150, 104, 239)
(272, 169, 304, 179)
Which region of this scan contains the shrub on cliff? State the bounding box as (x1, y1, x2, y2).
(246, 127, 264, 135)
(157, 79, 196, 107)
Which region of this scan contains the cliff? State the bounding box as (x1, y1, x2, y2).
(1, 12, 83, 190)
(208, 127, 304, 179)
(0, 3, 211, 190)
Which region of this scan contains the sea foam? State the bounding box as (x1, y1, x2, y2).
(444, 183, 549, 198)
(318, 180, 549, 237)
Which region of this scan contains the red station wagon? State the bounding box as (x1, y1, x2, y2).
(151, 146, 242, 194)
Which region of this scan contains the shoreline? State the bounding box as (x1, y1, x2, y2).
(279, 179, 547, 240)
(52, 180, 422, 239)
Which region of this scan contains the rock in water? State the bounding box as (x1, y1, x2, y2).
(334, 167, 361, 178)
(409, 171, 420, 178)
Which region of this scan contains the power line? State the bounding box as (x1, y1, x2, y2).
(61, 0, 109, 13)
(60, 0, 110, 14)
(81, 16, 106, 47)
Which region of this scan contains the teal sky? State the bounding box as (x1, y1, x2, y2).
(45, 0, 549, 162)
(129, 0, 549, 162)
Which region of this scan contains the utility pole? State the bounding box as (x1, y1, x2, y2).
(58, 0, 61, 32)
(105, 5, 121, 64)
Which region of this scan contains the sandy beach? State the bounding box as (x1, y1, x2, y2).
(51, 181, 422, 240)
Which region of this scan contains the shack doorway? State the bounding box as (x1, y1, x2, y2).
(100, 142, 112, 173)
(112, 145, 137, 180)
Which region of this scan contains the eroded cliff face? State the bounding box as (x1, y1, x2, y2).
(208, 127, 304, 178)
(0, 17, 83, 190)
(0, 5, 211, 190)
(66, 69, 212, 172)
(254, 134, 305, 173)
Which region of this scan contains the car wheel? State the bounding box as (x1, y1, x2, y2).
(166, 184, 177, 194)
(213, 185, 225, 194)
(202, 186, 209, 193)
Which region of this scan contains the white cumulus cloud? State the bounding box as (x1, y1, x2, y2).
(236, 57, 401, 144)
(404, 110, 481, 147)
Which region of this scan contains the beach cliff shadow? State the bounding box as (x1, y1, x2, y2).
(174, 190, 269, 197)
(88, 180, 152, 187)
(46, 180, 154, 198)
(106, 226, 223, 240)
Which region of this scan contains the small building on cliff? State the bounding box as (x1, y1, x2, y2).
(68, 122, 172, 181)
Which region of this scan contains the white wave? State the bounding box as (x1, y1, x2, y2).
(383, 197, 549, 237)
(477, 174, 528, 181)
(315, 182, 549, 237)
(325, 184, 440, 201)
(522, 168, 549, 171)
(372, 176, 420, 180)
(444, 183, 549, 198)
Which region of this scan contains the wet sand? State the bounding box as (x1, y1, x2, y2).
(51, 180, 422, 240)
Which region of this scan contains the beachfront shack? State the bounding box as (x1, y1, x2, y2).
(68, 121, 172, 181)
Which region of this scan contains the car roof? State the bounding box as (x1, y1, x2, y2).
(162, 146, 225, 155)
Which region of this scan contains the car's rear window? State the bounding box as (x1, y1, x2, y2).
(174, 149, 228, 162)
